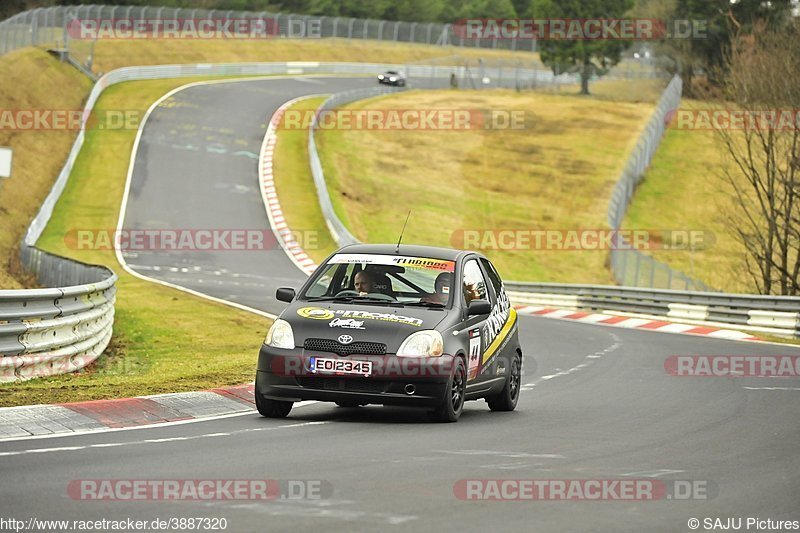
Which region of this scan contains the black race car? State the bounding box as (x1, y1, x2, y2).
(377, 70, 406, 86)
(256, 244, 522, 422)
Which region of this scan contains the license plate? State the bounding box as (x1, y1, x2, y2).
(310, 357, 372, 376)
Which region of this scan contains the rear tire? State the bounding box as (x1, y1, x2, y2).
(428, 357, 466, 423)
(255, 374, 293, 418)
(486, 352, 521, 412)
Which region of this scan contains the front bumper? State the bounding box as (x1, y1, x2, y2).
(257, 344, 453, 407)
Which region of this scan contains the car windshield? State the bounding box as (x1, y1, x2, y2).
(302, 253, 455, 307)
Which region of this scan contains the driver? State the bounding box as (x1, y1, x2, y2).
(354, 270, 375, 295)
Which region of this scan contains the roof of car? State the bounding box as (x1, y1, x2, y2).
(336, 243, 476, 262)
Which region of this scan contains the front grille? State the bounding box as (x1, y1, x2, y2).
(304, 338, 386, 356)
(296, 377, 387, 394)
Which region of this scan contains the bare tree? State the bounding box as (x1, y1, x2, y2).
(717, 20, 800, 295)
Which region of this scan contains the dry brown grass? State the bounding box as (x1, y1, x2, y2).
(317, 89, 654, 283)
(0, 48, 93, 289)
(91, 38, 541, 74)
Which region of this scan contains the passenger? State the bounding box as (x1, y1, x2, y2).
(422, 272, 453, 305)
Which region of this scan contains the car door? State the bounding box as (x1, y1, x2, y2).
(480, 257, 519, 375)
(461, 257, 495, 384)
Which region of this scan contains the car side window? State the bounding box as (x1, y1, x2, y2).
(462, 259, 488, 305)
(480, 258, 503, 299)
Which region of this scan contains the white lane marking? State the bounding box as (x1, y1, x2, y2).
(213, 499, 418, 525)
(0, 422, 329, 458)
(479, 462, 536, 470)
(743, 386, 800, 391)
(436, 450, 565, 459)
(521, 332, 623, 391)
(292, 77, 326, 84)
(27, 446, 83, 454)
(0, 401, 319, 444)
(620, 469, 685, 478)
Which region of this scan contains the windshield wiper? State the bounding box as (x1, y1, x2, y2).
(403, 301, 446, 308)
(306, 296, 401, 306)
(306, 296, 354, 302)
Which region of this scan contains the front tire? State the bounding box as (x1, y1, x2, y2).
(486, 352, 521, 412)
(428, 357, 466, 422)
(255, 374, 293, 418)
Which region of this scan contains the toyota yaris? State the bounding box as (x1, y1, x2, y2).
(256, 244, 521, 422)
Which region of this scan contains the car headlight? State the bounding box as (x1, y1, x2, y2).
(264, 319, 295, 349)
(389, 76, 397, 82)
(378, 74, 384, 80)
(397, 330, 444, 357)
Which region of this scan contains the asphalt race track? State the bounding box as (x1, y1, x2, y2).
(1, 77, 798, 532)
(120, 76, 376, 314)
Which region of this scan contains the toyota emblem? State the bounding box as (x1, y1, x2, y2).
(338, 334, 354, 345)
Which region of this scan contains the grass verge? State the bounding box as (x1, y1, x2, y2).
(312, 89, 654, 283)
(0, 76, 272, 407)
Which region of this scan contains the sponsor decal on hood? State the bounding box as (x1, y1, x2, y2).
(328, 318, 365, 330)
(296, 307, 424, 327)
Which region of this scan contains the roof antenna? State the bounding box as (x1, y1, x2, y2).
(396, 210, 411, 253)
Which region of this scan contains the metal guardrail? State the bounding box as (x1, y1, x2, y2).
(505, 282, 800, 338)
(0, 274, 116, 382)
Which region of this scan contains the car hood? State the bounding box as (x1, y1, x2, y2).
(284, 301, 449, 352)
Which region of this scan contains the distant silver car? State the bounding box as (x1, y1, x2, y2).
(377, 70, 406, 87)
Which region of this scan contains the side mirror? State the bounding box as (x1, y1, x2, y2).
(467, 299, 491, 316)
(276, 287, 296, 303)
